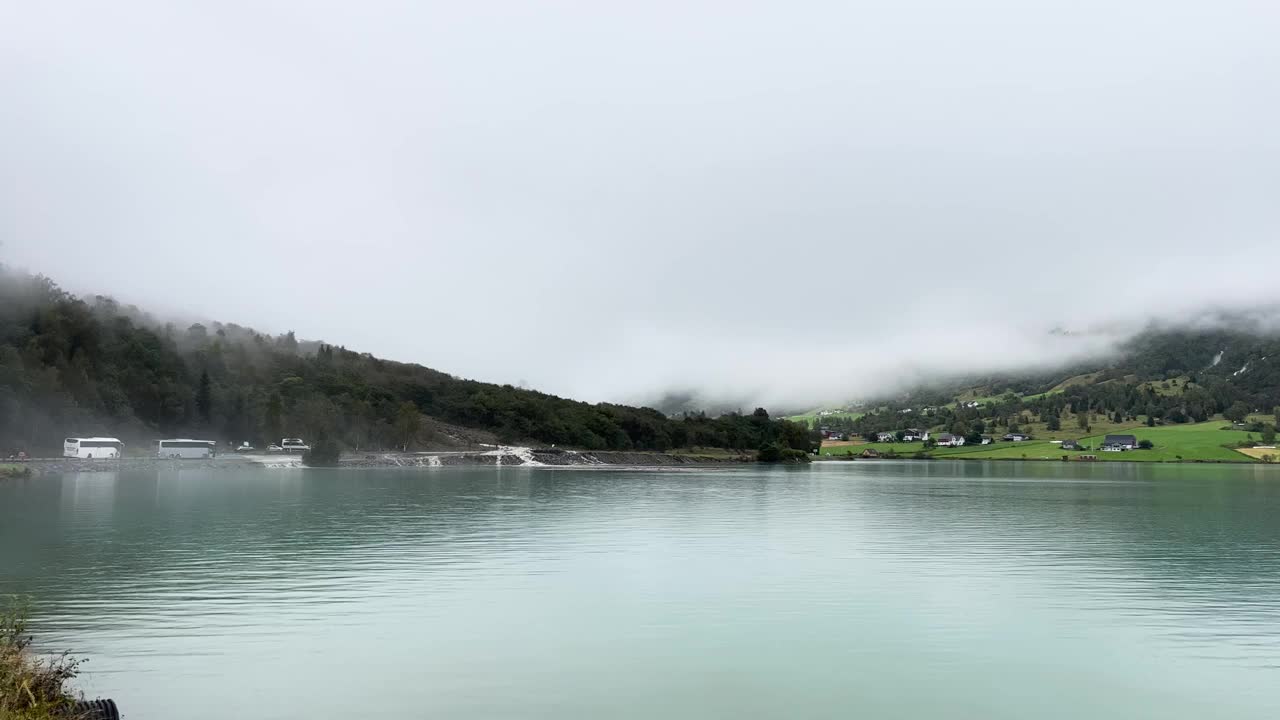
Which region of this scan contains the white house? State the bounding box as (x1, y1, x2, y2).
(1102, 434, 1137, 451)
(902, 429, 929, 441)
(936, 433, 965, 447)
(876, 431, 896, 442)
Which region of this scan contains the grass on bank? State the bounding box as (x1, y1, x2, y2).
(1, 598, 84, 720)
(1237, 447, 1280, 462)
(0, 466, 32, 481)
(669, 447, 757, 461)
(819, 417, 1278, 463)
(785, 410, 866, 426)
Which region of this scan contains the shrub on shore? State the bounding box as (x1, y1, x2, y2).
(757, 443, 811, 463)
(1, 598, 82, 719)
(0, 466, 31, 481)
(301, 434, 342, 467)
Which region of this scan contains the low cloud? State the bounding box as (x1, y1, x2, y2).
(3, 1, 1278, 412)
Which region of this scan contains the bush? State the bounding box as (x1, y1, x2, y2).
(302, 434, 343, 467)
(757, 443, 783, 462)
(0, 465, 32, 480)
(780, 448, 811, 463)
(758, 444, 810, 463)
(1, 597, 83, 719)
(1138, 439, 1154, 450)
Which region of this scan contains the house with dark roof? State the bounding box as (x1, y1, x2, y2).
(1102, 434, 1137, 451)
(1002, 433, 1030, 442)
(876, 431, 896, 443)
(936, 433, 965, 447)
(1061, 439, 1082, 450)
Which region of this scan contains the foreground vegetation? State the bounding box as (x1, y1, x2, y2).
(0, 465, 31, 480)
(1, 599, 82, 720)
(0, 265, 816, 458)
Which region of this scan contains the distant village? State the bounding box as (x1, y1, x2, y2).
(817, 423, 1145, 457)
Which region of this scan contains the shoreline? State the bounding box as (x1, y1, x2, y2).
(6, 447, 756, 475)
(816, 454, 1274, 465)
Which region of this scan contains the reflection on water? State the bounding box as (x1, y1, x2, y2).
(2, 462, 1280, 719)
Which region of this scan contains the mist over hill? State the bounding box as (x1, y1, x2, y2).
(0, 265, 813, 456)
(645, 315, 1280, 419)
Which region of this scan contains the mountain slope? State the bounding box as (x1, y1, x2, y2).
(801, 324, 1280, 448)
(0, 265, 812, 455)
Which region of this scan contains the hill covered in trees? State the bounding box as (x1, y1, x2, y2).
(808, 324, 1280, 443)
(0, 265, 815, 456)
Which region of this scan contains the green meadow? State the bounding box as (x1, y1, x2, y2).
(819, 418, 1274, 463)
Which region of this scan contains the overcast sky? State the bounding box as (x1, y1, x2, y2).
(2, 1, 1278, 410)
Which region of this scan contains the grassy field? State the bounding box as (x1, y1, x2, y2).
(669, 447, 756, 461)
(947, 373, 1105, 408)
(819, 440, 927, 457)
(1137, 376, 1195, 397)
(786, 410, 866, 426)
(1075, 421, 1260, 462)
(818, 417, 1274, 463)
(1236, 447, 1280, 462)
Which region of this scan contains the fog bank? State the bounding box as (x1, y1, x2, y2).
(4, 1, 1278, 410)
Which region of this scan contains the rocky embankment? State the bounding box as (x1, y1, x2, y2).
(13, 456, 262, 474)
(340, 447, 753, 468)
(9, 448, 752, 475)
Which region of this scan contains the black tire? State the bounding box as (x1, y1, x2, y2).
(69, 698, 120, 720)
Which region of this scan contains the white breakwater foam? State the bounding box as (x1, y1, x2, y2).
(239, 454, 304, 469)
(482, 446, 544, 466)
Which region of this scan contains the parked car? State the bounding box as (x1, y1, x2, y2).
(267, 444, 283, 452)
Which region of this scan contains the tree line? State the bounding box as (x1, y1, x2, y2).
(0, 266, 817, 457)
(817, 367, 1278, 443)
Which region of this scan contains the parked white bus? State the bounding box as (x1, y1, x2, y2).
(63, 437, 124, 459)
(154, 439, 217, 459)
(281, 438, 310, 454)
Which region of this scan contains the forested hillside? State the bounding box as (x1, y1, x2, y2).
(0, 266, 814, 455)
(812, 325, 1280, 442)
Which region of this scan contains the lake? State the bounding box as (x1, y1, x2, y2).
(3, 461, 1280, 719)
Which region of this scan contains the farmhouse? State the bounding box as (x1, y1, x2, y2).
(1061, 439, 1082, 450)
(876, 431, 896, 442)
(979, 435, 993, 445)
(1002, 433, 1030, 442)
(936, 433, 965, 447)
(1102, 434, 1138, 452)
(902, 428, 929, 441)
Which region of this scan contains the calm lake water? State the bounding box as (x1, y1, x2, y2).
(3, 461, 1280, 719)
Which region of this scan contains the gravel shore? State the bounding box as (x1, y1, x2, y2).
(11, 448, 752, 474)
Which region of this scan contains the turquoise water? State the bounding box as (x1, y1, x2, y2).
(2, 461, 1280, 719)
